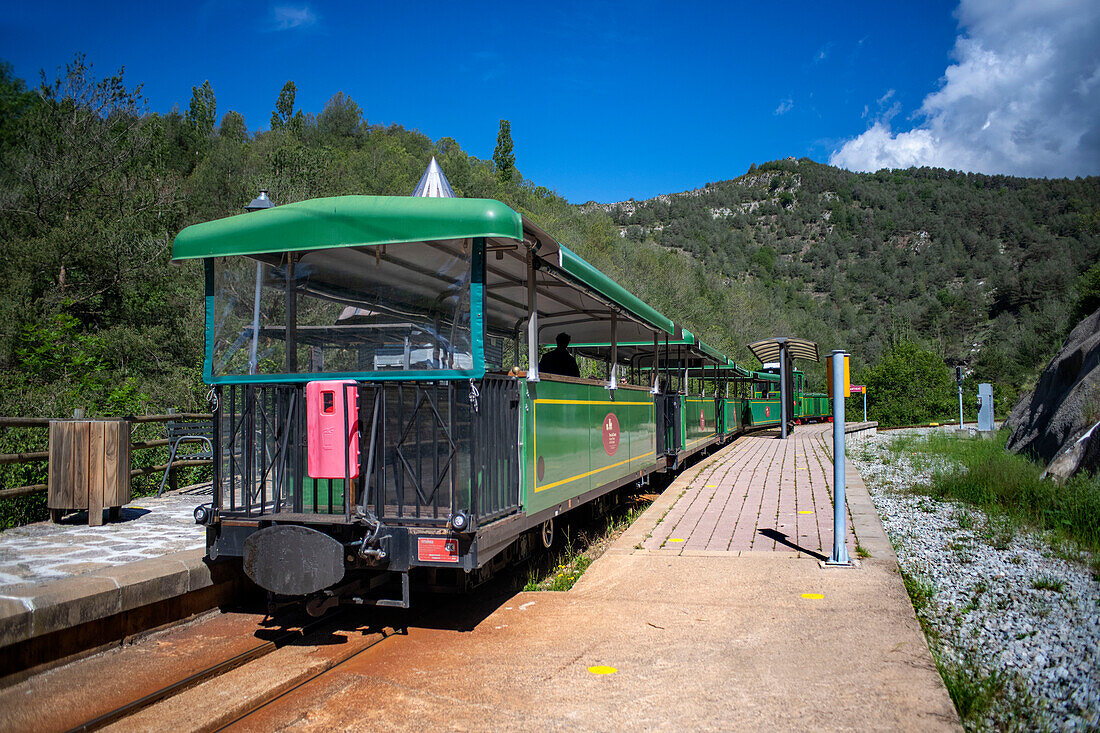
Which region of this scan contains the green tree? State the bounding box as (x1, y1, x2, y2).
(1070, 263, 1100, 324)
(317, 92, 362, 141)
(0, 61, 37, 155)
(185, 80, 216, 137)
(859, 341, 954, 426)
(270, 80, 303, 134)
(217, 110, 247, 144)
(493, 119, 515, 182)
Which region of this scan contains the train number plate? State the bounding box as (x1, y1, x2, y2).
(418, 537, 460, 563)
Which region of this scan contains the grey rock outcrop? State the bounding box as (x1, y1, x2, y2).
(1006, 308, 1100, 479)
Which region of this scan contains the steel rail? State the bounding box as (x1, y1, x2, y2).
(212, 628, 399, 732)
(62, 613, 344, 733)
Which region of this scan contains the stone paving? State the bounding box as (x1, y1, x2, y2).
(641, 423, 860, 557)
(0, 485, 210, 589)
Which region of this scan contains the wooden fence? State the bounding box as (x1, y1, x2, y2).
(0, 414, 214, 500)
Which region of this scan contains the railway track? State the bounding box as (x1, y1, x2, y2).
(60, 613, 351, 733)
(93, 615, 406, 733)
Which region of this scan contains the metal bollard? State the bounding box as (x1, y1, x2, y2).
(828, 350, 851, 565)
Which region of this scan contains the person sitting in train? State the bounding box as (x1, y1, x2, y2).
(539, 332, 580, 377)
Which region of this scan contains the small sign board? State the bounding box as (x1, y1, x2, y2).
(417, 537, 459, 563)
(850, 385, 866, 394)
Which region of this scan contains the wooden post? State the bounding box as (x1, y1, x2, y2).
(88, 422, 104, 526)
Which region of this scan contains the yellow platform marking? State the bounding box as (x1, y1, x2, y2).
(669, 538, 685, 543)
(801, 593, 824, 600)
(798, 510, 814, 514)
(588, 665, 617, 675)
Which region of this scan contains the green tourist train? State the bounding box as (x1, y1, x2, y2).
(174, 185, 830, 611)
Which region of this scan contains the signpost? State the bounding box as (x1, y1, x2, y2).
(826, 351, 851, 566)
(955, 366, 964, 427)
(850, 384, 867, 422)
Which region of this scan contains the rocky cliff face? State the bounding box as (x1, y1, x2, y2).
(1006, 308, 1100, 479)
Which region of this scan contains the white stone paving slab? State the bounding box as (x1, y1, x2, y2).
(0, 484, 210, 589)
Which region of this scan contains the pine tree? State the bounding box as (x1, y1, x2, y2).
(493, 119, 515, 182)
(186, 80, 216, 137)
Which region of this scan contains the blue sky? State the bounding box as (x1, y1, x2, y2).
(3, 1, 1097, 203)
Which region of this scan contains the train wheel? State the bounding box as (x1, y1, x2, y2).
(540, 519, 554, 549)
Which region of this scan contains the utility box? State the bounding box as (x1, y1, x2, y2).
(306, 380, 359, 479)
(977, 383, 994, 432)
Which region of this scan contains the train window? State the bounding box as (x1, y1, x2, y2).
(208, 240, 475, 379)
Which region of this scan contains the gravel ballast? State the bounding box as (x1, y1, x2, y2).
(849, 428, 1099, 730)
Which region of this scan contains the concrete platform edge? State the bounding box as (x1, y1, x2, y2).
(0, 549, 238, 650)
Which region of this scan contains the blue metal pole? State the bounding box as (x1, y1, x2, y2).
(829, 350, 850, 565)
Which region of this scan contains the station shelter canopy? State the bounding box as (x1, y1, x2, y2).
(747, 337, 819, 365)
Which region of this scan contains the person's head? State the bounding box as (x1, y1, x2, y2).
(556, 332, 571, 349)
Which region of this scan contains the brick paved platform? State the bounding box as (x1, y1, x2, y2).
(641, 423, 860, 558)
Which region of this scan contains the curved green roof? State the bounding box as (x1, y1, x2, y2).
(696, 340, 726, 362)
(172, 195, 524, 260)
(557, 244, 675, 335)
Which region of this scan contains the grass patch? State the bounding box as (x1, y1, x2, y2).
(855, 543, 871, 559)
(934, 648, 1006, 728)
(1030, 575, 1064, 592)
(901, 569, 935, 616)
(890, 429, 1100, 553)
(524, 496, 651, 592)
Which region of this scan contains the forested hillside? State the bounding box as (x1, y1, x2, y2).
(1, 55, 1098, 430)
(600, 159, 1100, 400)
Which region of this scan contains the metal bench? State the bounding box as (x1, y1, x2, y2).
(157, 419, 214, 496)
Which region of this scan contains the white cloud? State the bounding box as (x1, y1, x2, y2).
(271, 5, 316, 31)
(831, 0, 1100, 177)
(774, 98, 794, 116)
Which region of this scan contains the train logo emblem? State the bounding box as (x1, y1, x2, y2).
(765, 406, 771, 418)
(699, 409, 706, 430)
(602, 413, 620, 456)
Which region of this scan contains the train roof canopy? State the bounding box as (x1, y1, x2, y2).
(172, 196, 523, 260)
(174, 194, 677, 346)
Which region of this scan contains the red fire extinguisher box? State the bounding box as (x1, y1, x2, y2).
(306, 380, 359, 479)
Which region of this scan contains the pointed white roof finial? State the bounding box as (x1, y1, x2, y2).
(411, 156, 457, 198)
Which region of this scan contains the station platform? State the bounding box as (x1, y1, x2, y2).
(639, 423, 858, 557)
(0, 486, 247, 682)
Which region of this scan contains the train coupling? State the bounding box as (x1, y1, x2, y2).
(348, 519, 392, 565)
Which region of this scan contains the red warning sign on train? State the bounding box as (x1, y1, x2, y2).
(417, 537, 459, 563)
